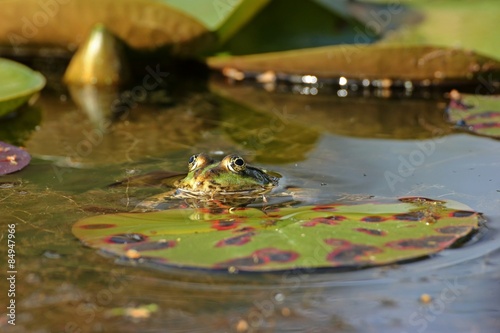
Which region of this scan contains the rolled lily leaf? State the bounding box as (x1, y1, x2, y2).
(446, 90, 500, 139)
(0, 58, 45, 117)
(73, 197, 479, 272)
(63, 24, 130, 86)
(208, 45, 500, 84)
(0, 141, 31, 175)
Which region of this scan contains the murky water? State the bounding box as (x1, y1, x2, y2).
(1, 73, 499, 333)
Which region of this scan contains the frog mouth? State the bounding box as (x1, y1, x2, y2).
(174, 186, 274, 199)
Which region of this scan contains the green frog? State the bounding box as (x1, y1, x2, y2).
(175, 153, 279, 197)
(132, 153, 280, 210)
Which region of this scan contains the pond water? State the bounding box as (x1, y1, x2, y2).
(1, 71, 499, 332)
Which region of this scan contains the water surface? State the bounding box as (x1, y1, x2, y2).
(1, 75, 499, 333)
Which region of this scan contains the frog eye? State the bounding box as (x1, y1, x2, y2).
(228, 156, 246, 173)
(188, 154, 199, 171)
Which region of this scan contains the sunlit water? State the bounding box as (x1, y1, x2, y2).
(1, 78, 499, 333)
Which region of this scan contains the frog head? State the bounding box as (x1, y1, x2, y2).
(175, 153, 279, 198)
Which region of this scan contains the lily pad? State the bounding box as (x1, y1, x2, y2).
(163, 0, 269, 45)
(0, 0, 215, 56)
(208, 45, 500, 83)
(215, 0, 377, 55)
(446, 91, 500, 139)
(0, 141, 31, 175)
(72, 197, 479, 272)
(0, 58, 45, 117)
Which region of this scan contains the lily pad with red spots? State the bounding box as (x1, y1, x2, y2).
(72, 197, 480, 272)
(447, 91, 500, 139)
(0, 141, 31, 175)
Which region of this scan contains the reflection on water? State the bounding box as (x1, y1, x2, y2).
(0, 78, 499, 333)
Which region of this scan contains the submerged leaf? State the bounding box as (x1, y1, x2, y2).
(73, 197, 479, 272)
(0, 58, 45, 117)
(446, 91, 500, 139)
(0, 141, 31, 175)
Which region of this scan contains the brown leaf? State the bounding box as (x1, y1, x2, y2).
(0, 0, 215, 56)
(208, 45, 500, 83)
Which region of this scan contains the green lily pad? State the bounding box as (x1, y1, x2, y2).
(162, 0, 269, 46)
(0, 58, 45, 117)
(72, 197, 479, 272)
(446, 91, 500, 139)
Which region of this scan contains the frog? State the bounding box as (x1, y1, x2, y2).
(130, 153, 281, 211)
(175, 153, 279, 197)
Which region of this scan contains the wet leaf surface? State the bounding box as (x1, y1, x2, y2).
(0, 58, 45, 117)
(73, 197, 479, 272)
(0, 141, 31, 175)
(447, 91, 500, 139)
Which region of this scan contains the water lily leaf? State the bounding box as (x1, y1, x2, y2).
(0, 141, 31, 175)
(0, 0, 215, 56)
(446, 91, 500, 139)
(0, 58, 45, 117)
(162, 0, 269, 46)
(216, 0, 378, 55)
(72, 197, 479, 272)
(208, 45, 500, 83)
